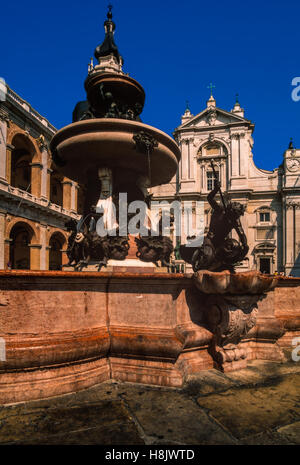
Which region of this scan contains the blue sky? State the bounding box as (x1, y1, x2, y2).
(1, 0, 299, 171)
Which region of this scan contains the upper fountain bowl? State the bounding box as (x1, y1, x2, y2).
(50, 118, 180, 187)
(84, 72, 145, 118)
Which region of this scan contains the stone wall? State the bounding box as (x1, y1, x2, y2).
(0, 271, 299, 404)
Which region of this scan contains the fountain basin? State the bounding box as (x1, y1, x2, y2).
(50, 119, 180, 187)
(0, 270, 298, 404)
(193, 270, 278, 295)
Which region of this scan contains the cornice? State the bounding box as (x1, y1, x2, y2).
(1, 97, 56, 140)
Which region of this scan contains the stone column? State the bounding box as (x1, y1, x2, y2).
(286, 203, 295, 267)
(0, 210, 6, 269)
(62, 179, 72, 210)
(62, 246, 69, 266)
(29, 244, 42, 270)
(181, 139, 189, 180)
(45, 246, 50, 270)
(4, 239, 11, 270)
(296, 205, 300, 260)
(39, 224, 48, 270)
(6, 144, 12, 185)
(0, 114, 8, 186)
(283, 199, 287, 271)
(230, 134, 239, 178)
(239, 133, 246, 177)
(40, 148, 49, 200)
(47, 167, 52, 200)
(30, 162, 42, 197)
(70, 182, 77, 212)
(187, 139, 194, 179)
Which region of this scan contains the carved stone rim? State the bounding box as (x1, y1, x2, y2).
(193, 270, 278, 295)
(50, 119, 180, 161)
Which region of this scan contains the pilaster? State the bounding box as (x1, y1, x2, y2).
(62, 179, 72, 210)
(0, 211, 6, 269)
(30, 162, 42, 197)
(39, 224, 48, 270)
(0, 113, 9, 185)
(28, 244, 42, 270)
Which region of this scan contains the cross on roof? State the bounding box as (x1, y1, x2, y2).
(207, 82, 216, 97)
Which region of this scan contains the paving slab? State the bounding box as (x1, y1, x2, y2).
(277, 421, 300, 445)
(116, 383, 236, 445)
(196, 373, 300, 439)
(240, 431, 295, 445)
(182, 369, 237, 396)
(0, 361, 299, 445)
(0, 400, 141, 445)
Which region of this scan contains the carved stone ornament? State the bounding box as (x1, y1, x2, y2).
(0, 111, 10, 125)
(133, 131, 158, 154)
(205, 293, 259, 369)
(207, 109, 217, 126)
(194, 270, 278, 372)
(36, 134, 48, 151)
(286, 201, 300, 210)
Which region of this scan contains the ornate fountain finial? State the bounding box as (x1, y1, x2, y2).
(94, 4, 122, 64)
(107, 3, 113, 19)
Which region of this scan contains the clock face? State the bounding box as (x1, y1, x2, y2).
(286, 158, 300, 172)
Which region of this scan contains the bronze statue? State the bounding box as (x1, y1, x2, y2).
(135, 211, 174, 267)
(181, 162, 248, 272)
(64, 216, 129, 271)
(135, 235, 173, 267)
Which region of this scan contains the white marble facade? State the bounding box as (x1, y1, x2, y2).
(151, 95, 300, 276)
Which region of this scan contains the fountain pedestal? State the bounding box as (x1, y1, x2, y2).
(193, 270, 284, 372)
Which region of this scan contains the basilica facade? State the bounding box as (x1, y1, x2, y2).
(151, 94, 300, 277)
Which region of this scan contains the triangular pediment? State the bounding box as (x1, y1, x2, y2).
(178, 107, 252, 130)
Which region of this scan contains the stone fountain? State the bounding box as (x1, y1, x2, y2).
(50, 7, 179, 272)
(0, 8, 299, 404)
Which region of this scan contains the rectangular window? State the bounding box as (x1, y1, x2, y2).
(207, 171, 219, 191)
(257, 228, 273, 240)
(259, 212, 270, 222)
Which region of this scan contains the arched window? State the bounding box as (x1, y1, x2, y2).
(199, 142, 227, 158)
(49, 233, 66, 270)
(9, 223, 34, 269)
(198, 141, 227, 192)
(253, 243, 276, 274)
(50, 170, 63, 206)
(10, 134, 36, 192)
(10, 134, 42, 197)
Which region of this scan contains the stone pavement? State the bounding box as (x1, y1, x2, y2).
(0, 359, 299, 445)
